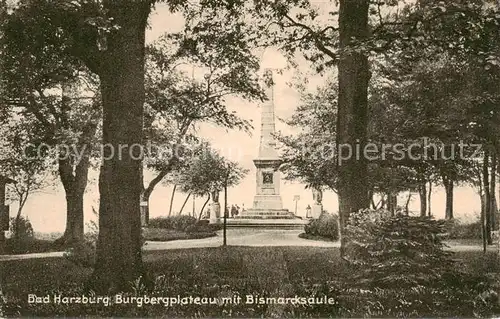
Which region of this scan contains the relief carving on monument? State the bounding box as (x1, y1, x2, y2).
(263, 172, 273, 184)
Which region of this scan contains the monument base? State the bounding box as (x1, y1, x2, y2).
(311, 204, 323, 219)
(235, 208, 296, 219)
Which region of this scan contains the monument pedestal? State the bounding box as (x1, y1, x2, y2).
(311, 204, 323, 219)
(210, 203, 221, 224)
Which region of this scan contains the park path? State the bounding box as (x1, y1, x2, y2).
(0, 229, 495, 261)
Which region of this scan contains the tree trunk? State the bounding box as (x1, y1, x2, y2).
(419, 182, 427, 217)
(55, 131, 94, 247)
(369, 189, 375, 209)
(178, 193, 191, 215)
(497, 156, 500, 230)
(168, 184, 177, 216)
(13, 195, 27, 240)
(141, 161, 176, 225)
(54, 81, 98, 246)
(336, 0, 371, 256)
(490, 151, 497, 231)
(387, 191, 397, 215)
(223, 175, 228, 247)
(198, 193, 210, 220)
(405, 192, 412, 215)
(92, 2, 151, 293)
(192, 194, 196, 217)
(427, 181, 432, 217)
(443, 176, 454, 220)
(483, 150, 492, 245)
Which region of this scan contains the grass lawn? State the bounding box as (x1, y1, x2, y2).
(1, 246, 498, 317)
(142, 227, 217, 242)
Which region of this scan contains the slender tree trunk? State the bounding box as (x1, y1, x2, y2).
(483, 150, 492, 245)
(405, 192, 412, 215)
(178, 193, 191, 215)
(490, 152, 497, 231)
(13, 195, 27, 239)
(497, 157, 500, 230)
(223, 174, 228, 247)
(336, 0, 371, 257)
(369, 189, 375, 209)
(443, 176, 454, 220)
(168, 185, 177, 216)
(141, 161, 176, 224)
(419, 182, 427, 217)
(198, 193, 210, 220)
(192, 194, 196, 217)
(92, 2, 151, 292)
(428, 181, 432, 217)
(387, 191, 397, 215)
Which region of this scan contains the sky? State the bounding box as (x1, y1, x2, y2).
(7, 3, 486, 234)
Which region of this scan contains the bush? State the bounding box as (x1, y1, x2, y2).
(303, 213, 339, 241)
(148, 215, 197, 231)
(6, 216, 35, 254)
(342, 209, 499, 316)
(444, 218, 482, 240)
(344, 209, 454, 289)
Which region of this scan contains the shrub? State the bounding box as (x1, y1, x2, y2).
(342, 209, 499, 316)
(444, 218, 482, 240)
(6, 216, 35, 253)
(304, 213, 339, 240)
(344, 209, 454, 289)
(148, 215, 197, 231)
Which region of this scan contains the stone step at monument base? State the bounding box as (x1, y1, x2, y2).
(218, 217, 310, 229)
(234, 209, 296, 219)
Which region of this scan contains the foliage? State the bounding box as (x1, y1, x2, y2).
(175, 144, 248, 197)
(142, 228, 216, 242)
(344, 209, 454, 289)
(444, 218, 482, 240)
(303, 212, 339, 241)
(2, 246, 499, 317)
(279, 77, 338, 191)
(6, 216, 34, 253)
(148, 215, 197, 232)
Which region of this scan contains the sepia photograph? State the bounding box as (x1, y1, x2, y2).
(0, 0, 499, 317)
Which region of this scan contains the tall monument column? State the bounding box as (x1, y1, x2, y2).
(252, 69, 283, 210)
(237, 69, 294, 219)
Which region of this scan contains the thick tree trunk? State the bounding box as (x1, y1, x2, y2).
(92, 3, 150, 292)
(55, 130, 94, 246)
(336, 0, 371, 256)
(443, 176, 454, 220)
(419, 182, 427, 217)
(54, 80, 97, 246)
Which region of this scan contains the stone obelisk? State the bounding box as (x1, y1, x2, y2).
(238, 69, 293, 219)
